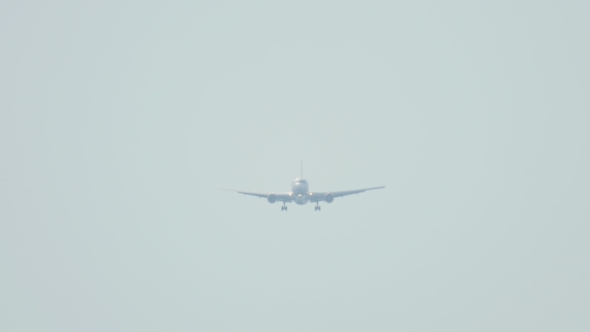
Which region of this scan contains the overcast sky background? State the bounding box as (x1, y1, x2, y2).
(1, 1, 589, 331)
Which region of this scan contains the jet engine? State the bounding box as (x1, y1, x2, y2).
(267, 194, 277, 204)
(324, 193, 334, 203)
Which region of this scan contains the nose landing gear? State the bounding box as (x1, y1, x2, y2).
(314, 203, 321, 211)
(281, 204, 288, 211)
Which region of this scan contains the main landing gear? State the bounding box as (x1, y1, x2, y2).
(314, 203, 321, 211)
(281, 204, 288, 211)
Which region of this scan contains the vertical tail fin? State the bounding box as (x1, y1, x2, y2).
(301, 161, 303, 178)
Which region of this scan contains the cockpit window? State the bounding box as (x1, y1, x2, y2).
(293, 178, 307, 184)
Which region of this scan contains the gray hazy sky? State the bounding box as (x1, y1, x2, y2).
(1, 1, 589, 331)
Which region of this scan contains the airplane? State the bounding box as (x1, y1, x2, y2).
(221, 164, 384, 211)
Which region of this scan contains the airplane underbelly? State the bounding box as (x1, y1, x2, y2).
(294, 194, 309, 205)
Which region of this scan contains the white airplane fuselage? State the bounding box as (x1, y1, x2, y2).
(291, 177, 310, 205)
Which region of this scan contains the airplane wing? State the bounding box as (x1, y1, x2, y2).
(309, 186, 385, 202)
(220, 189, 293, 202)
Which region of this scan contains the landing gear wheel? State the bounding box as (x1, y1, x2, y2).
(315, 205, 321, 211)
(281, 205, 288, 211)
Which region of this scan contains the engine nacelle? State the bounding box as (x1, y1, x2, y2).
(267, 194, 277, 204)
(324, 193, 334, 203)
